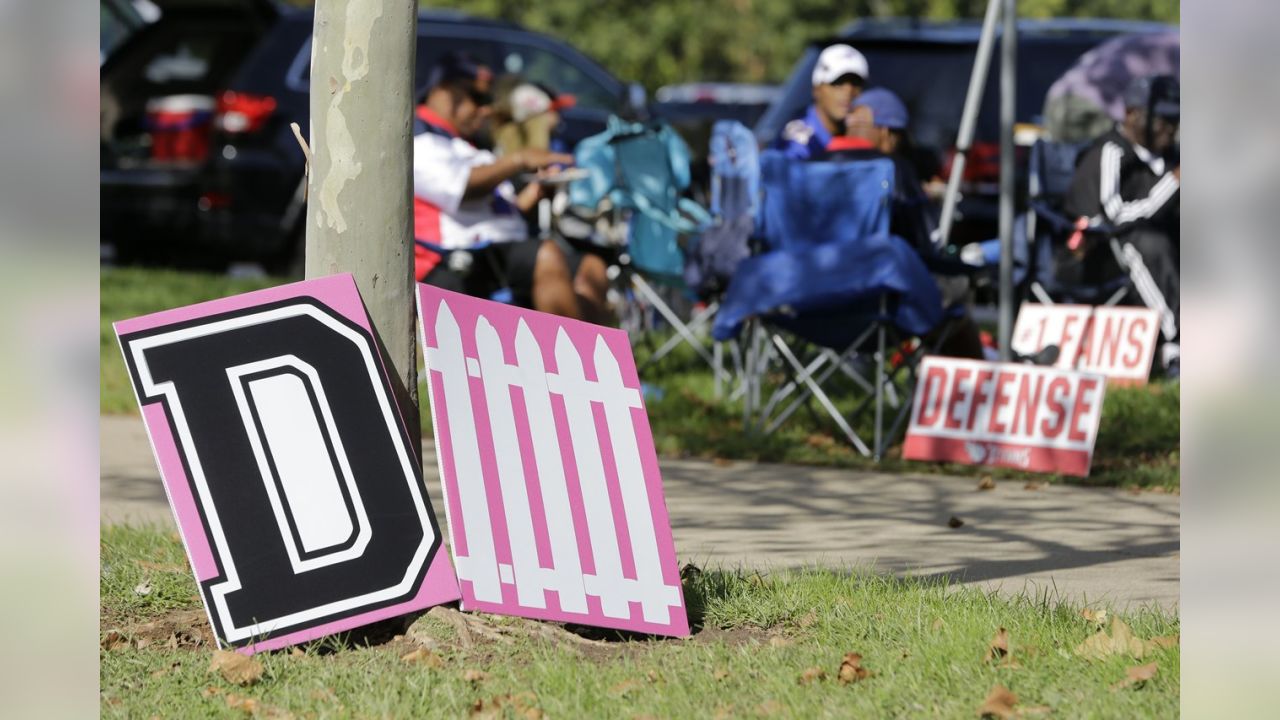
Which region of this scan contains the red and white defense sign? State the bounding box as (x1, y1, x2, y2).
(1011, 304, 1159, 385)
(903, 357, 1107, 477)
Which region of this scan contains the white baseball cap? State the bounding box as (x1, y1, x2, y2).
(509, 83, 576, 122)
(811, 44, 869, 86)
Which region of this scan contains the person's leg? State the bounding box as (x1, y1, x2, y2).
(1123, 228, 1179, 325)
(493, 238, 582, 318)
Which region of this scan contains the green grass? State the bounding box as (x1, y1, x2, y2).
(100, 267, 1179, 488)
(101, 267, 277, 414)
(102, 526, 1179, 718)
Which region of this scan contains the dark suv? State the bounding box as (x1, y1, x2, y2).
(754, 18, 1172, 244)
(101, 1, 644, 271)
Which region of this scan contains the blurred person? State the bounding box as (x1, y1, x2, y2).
(412, 52, 606, 322)
(773, 44, 868, 160)
(824, 87, 985, 360)
(1064, 74, 1180, 370)
(491, 79, 575, 157)
(489, 77, 612, 319)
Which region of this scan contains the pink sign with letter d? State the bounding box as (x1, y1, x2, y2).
(418, 284, 689, 636)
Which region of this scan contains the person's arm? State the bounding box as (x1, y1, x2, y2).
(1098, 141, 1179, 229)
(464, 148, 573, 199)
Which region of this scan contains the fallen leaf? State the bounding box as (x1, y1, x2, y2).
(1075, 618, 1158, 660)
(646, 670, 663, 684)
(797, 609, 818, 628)
(713, 668, 731, 681)
(1151, 635, 1179, 649)
(463, 669, 489, 684)
(978, 477, 997, 491)
(977, 684, 1019, 719)
(201, 686, 224, 699)
(224, 693, 259, 715)
(134, 581, 153, 596)
(290, 647, 305, 658)
(401, 648, 445, 668)
(1023, 481, 1045, 491)
(471, 693, 542, 720)
(209, 649, 264, 686)
(948, 516, 965, 529)
(101, 630, 130, 652)
(932, 618, 945, 631)
(838, 652, 871, 684)
(1080, 608, 1108, 626)
(135, 637, 152, 651)
(609, 679, 642, 697)
(984, 628, 1010, 663)
(797, 666, 826, 685)
(712, 457, 734, 467)
(1112, 661, 1158, 690)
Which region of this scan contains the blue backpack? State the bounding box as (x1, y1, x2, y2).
(569, 117, 710, 281)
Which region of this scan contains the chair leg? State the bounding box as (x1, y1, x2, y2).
(648, 301, 718, 363)
(1030, 281, 1054, 306)
(770, 334, 872, 457)
(632, 275, 729, 382)
(874, 296, 886, 461)
(713, 340, 724, 399)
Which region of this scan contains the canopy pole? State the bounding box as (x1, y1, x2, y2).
(997, 0, 1018, 361)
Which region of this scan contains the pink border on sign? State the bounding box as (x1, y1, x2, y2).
(418, 284, 689, 637)
(902, 357, 1105, 478)
(114, 273, 460, 653)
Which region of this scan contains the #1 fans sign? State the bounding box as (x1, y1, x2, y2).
(1012, 304, 1159, 385)
(418, 285, 689, 637)
(115, 274, 459, 652)
(903, 357, 1106, 477)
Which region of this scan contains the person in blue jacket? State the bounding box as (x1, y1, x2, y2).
(773, 44, 869, 160)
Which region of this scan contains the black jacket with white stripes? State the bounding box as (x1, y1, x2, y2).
(1064, 127, 1180, 234)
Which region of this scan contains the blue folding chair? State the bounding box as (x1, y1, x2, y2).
(568, 117, 723, 379)
(713, 150, 943, 458)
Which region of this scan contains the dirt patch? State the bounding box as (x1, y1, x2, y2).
(102, 608, 216, 652)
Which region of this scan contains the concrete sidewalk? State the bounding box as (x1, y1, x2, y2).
(101, 415, 1179, 610)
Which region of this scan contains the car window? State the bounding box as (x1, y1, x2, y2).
(286, 34, 499, 97)
(123, 21, 259, 97)
(498, 42, 618, 112)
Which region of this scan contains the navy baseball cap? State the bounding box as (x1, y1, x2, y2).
(426, 51, 494, 102)
(1124, 75, 1179, 119)
(852, 87, 909, 130)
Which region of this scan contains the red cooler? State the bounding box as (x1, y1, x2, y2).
(145, 94, 216, 163)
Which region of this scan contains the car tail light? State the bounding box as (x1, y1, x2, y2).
(215, 91, 277, 134)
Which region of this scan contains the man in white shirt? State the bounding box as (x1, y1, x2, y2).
(412, 53, 603, 321)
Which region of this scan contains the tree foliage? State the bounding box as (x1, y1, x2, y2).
(424, 0, 1179, 90)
